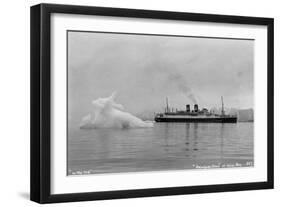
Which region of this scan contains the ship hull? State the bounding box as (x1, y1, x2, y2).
(154, 117, 237, 123)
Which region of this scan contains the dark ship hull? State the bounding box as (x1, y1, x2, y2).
(155, 116, 237, 123)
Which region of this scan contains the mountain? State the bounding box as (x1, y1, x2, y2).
(237, 108, 254, 122)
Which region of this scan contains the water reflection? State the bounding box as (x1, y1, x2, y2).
(220, 123, 225, 162)
(184, 123, 190, 155)
(192, 123, 199, 154)
(163, 123, 170, 153)
(68, 122, 253, 174)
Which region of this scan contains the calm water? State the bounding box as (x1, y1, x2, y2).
(68, 122, 253, 175)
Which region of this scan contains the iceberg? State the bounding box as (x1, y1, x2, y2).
(80, 93, 154, 129)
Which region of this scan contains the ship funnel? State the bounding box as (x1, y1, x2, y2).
(194, 104, 199, 112)
(186, 104, 190, 112)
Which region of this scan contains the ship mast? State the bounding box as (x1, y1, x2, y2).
(166, 97, 169, 113)
(221, 96, 225, 116)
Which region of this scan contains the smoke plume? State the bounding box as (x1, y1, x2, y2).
(167, 73, 197, 104)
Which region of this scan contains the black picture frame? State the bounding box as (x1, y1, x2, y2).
(30, 3, 274, 204)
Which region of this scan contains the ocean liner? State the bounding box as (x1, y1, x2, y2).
(154, 97, 237, 123)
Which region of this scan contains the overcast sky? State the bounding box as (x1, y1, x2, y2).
(68, 31, 254, 122)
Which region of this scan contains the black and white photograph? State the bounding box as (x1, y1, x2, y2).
(67, 31, 254, 175)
